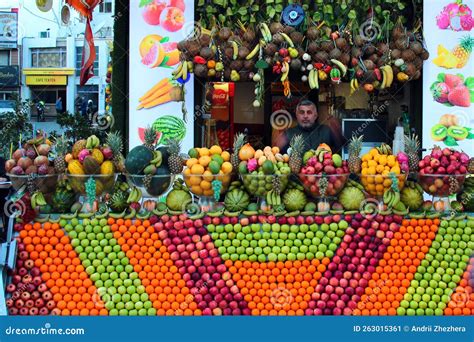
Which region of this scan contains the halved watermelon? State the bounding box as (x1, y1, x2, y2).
(138, 127, 162, 144)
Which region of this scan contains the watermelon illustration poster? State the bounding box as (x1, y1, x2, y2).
(423, 0, 474, 158)
(129, 1, 194, 151)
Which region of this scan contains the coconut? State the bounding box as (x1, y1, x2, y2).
(200, 34, 211, 47)
(238, 46, 250, 59)
(395, 38, 408, 50)
(230, 60, 243, 71)
(269, 22, 283, 34)
(186, 41, 200, 56)
(420, 49, 430, 60)
(351, 47, 362, 58)
(354, 35, 365, 47)
(340, 53, 350, 66)
(290, 59, 302, 70)
(306, 26, 320, 40)
(272, 33, 284, 45)
(177, 40, 187, 52)
(365, 44, 376, 56)
(218, 27, 232, 41)
(413, 57, 423, 69)
(410, 41, 423, 55)
(392, 25, 404, 40)
(283, 26, 295, 34)
(376, 42, 389, 56)
(401, 49, 416, 62)
(368, 54, 379, 63)
(404, 63, 416, 77)
(243, 29, 256, 43)
(363, 59, 375, 70)
(194, 64, 208, 78)
(243, 60, 254, 70)
(200, 47, 213, 60)
(264, 43, 277, 56)
(321, 40, 333, 52)
(289, 31, 304, 45)
(308, 42, 319, 54)
(335, 38, 348, 51)
(314, 51, 329, 63)
(224, 47, 234, 60)
(391, 49, 402, 60)
(376, 59, 385, 67)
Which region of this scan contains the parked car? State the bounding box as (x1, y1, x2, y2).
(0, 100, 16, 115)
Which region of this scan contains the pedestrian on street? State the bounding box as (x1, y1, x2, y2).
(55, 97, 63, 114)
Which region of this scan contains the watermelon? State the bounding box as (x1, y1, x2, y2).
(152, 115, 186, 144)
(138, 127, 162, 144)
(125, 145, 154, 174)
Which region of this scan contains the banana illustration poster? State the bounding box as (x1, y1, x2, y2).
(129, 0, 194, 151)
(423, 0, 474, 157)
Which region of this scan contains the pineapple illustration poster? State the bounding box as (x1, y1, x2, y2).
(423, 0, 474, 156)
(128, 0, 194, 151)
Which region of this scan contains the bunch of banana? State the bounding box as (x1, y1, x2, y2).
(246, 40, 263, 60)
(266, 189, 282, 207)
(280, 32, 294, 47)
(347, 179, 365, 191)
(350, 78, 360, 95)
(259, 23, 272, 43)
(330, 59, 347, 77)
(229, 41, 239, 60)
(150, 150, 163, 167)
(376, 143, 392, 155)
(127, 187, 142, 204)
(280, 61, 290, 82)
(31, 192, 47, 208)
(380, 65, 394, 89)
(383, 188, 400, 208)
(86, 135, 100, 149)
(287, 179, 304, 191)
(308, 69, 319, 89)
(406, 180, 424, 195)
(228, 181, 245, 192)
(172, 61, 190, 81)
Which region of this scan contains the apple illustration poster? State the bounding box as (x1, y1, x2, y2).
(129, 0, 194, 151)
(423, 0, 474, 157)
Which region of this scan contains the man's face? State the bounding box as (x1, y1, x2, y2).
(296, 105, 317, 128)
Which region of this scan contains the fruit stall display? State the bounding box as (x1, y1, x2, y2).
(3, 133, 474, 316)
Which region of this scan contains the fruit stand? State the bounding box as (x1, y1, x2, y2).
(2, 0, 474, 319)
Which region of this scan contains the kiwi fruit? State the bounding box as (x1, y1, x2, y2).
(269, 22, 283, 34)
(218, 27, 232, 41)
(391, 49, 402, 60)
(410, 41, 423, 54)
(200, 47, 213, 60)
(264, 43, 278, 57)
(395, 38, 408, 50)
(368, 54, 379, 63)
(363, 59, 375, 70)
(230, 60, 243, 71)
(351, 47, 362, 58)
(365, 44, 375, 56)
(177, 40, 187, 52)
(283, 26, 295, 34)
(238, 46, 250, 59)
(306, 26, 320, 40)
(401, 49, 416, 62)
(194, 64, 208, 78)
(200, 34, 211, 47)
(314, 51, 329, 63)
(243, 60, 255, 70)
(224, 47, 234, 60)
(335, 38, 348, 51)
(243, 29, 256, 43)
(289, 31, 304, 45)
(420, 49, 430, 60)
(321, 40, 333, 52)
(290, 59, 302, 70)
(308, 42, 319, 54)
(354, 35, 365, 47)
(376, 59, 385, 67)
(376, 42, 389, 56)
(272, 33, 284, 45)
(186, 41, 200, 57)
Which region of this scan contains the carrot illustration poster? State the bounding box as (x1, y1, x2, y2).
(423, 0, 474, 156)
(129, 1, 194, 151)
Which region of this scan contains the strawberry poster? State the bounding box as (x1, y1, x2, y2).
(129, 0, 194, 151)
(423, 0, 474, 156)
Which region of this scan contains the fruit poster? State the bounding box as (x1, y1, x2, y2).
(423, 0, 474, 156)
(129, 0, 194, 151)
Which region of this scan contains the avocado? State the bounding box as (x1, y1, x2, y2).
(262, 160, 274, 175)
(431, 124, 448, 141)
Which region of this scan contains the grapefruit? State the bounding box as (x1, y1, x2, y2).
(139, 35, 165, 68)
(162, 42, 180, 66)
(138, 127, 162, 144)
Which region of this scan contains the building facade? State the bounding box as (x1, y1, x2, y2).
(0, 9, 20, 102)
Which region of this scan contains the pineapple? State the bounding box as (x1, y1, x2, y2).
(449, 176, 460, 194)
(452, 36, 474, 68)
(348, 135, 363, 174)
(106, 131, 125, 173)
(167, 138, 183, 174)
(288, 134, 304, 174)
(26, 174, 37, 194)
(318, 176, 328, 197)
(54, 135, 68, 174)
(272, 175, 281, 196)
(143, 126, 158, 150)
(231, 133, 246, 170)
(404, 134, 420, 173)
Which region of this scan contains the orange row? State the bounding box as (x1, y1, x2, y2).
(353, 218, 440, 316)
(227, 258, 329, 315)
(109, 218, 200, 315)
(20, 222, 107, 316)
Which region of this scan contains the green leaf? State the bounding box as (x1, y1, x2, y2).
(218, 14, 226, 23)
(467, 132, 474, 139)
(444, 136, 458, 146)
(437, 73, 446, 83)
(158, 56, 170, 67)
(238, 7, 247, 15)
(397, 2, 405, 10)
(159, 36, 169, 43)
(139, 0, 153, 7)
(213, 0, 224, 6)
(348, 9, 356, 19)
(313, 12, 322, 22)
(267, 7, 276, 18)
(252, 5, 259, 11)
(456, 73, 465, 82)
(266, 0, 274, 3)
(375, 5, 382, 13)
(465, 76, 474, 89)
(275, 4, 284, 12)
(470, 90, 474, 103)
(198, 0, 205, 5)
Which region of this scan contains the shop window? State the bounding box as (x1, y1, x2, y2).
(30, 90, 57, 105)
(0, 51, 9, 66)
(99, 0, 113, 13)
(75, 46, 99, 76)
(76, 85, 99, 111)
(31, 48, 67, 68)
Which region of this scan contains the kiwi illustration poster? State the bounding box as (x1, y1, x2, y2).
(423, 0, 474, 157)
(128, 0, 194, 151)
